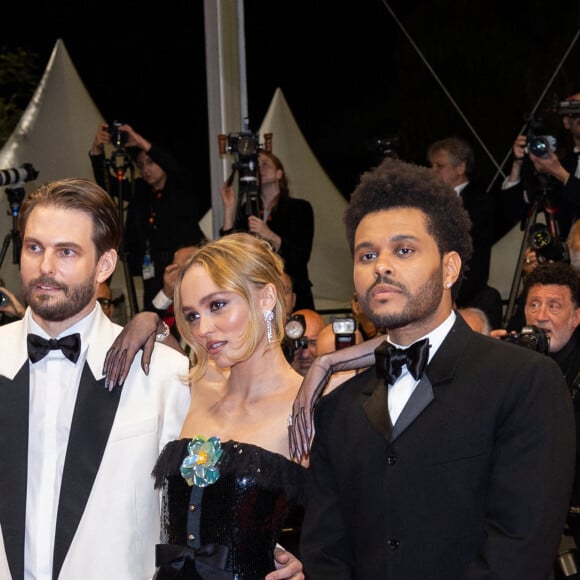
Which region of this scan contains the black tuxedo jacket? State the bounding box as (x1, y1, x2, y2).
(301, 316, 575, 579)
(455, 180, 495, 308)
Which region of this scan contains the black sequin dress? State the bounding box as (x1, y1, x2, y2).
(152, 439, 305, 580)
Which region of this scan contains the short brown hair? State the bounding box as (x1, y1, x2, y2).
(18, 178, 121, 258)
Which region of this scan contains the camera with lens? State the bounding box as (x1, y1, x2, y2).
(499, 325, 550, 354)
(218, 119, 273, 220)
(281, 314, 308, 362)
(332, 316, 356, 350)
(524, 116, 556, 159)
(525, 135, 556, 158)
(108, 120, 128, 149)
(369, 135, 401, 161)
(224, 131, 260, 160)
(528, 223, 569, 263)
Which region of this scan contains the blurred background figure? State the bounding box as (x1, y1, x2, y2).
(501, 93, 580, 244)
(289, 308, 326, 377)
(0, 277, 25, 326)
(220, 150, 315, 310)
(457, 306, 492, 335)
(427, 136, 503, 329)
(151, 244, 196, 343)
(90, 122, 208, 312)
(96, 280, 115, 320)
(568, 219, 580, 273)
(281, 271, 297, 315)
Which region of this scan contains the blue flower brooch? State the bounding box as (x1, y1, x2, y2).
(180, 436, 223, 488)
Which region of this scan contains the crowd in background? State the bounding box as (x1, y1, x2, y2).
(0, 93, 579, 579)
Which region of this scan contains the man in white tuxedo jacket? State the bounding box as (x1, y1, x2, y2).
(0, 178, 190, 580)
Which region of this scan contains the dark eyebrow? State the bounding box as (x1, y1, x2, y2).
(354, 234, 419, 253)
(23, 236, 84, 251)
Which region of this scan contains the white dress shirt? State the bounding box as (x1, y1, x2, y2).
(387, 311, 455, 425)
(24, 307, 96, 580)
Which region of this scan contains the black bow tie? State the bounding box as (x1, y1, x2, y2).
(27, 333, 82, 364)
(375, 338, 430, 385)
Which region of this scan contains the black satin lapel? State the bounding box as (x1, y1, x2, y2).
(363, 377, 392, 440)
(391, 376, 434, 441)
(0, 363, 30, 580)
(53, 363, 122, 579)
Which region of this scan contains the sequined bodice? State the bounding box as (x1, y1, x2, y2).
(152, 439, 305, 579)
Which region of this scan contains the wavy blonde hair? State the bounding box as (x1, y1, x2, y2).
(174, 233, 287, 382)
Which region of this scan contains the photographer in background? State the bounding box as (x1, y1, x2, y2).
(0, 277, 25, 325)
(220, 150, 315, 310)
(492, 262, 580, 390)
(427, 136, 503, 329)
(569, 218, 580, 272)
(491, 262, 580, 564)
(287, 308, 326, 376)
(89, 122, 208, 310)
(501, 93, 580, 241)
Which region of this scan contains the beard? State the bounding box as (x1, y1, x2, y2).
(23, 274, 97, 322)
(358, 267, 445, 330)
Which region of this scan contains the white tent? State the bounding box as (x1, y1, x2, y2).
(259, 89, 354, 311)
(0, 39, 104, 302)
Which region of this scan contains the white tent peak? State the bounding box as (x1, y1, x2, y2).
(0, 38, 104, 297)
(1, 39, 103, 176)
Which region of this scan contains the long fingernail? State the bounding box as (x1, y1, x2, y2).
(144, 363, 149, 375)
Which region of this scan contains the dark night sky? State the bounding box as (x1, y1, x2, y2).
(2, 1, 579, 199)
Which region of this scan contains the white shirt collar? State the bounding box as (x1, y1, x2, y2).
(454, 181, 469, 196)
(388, 310, 456, 364)
(27, 303, 99, 344)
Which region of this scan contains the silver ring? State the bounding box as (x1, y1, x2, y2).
(287, 414, 293, 427)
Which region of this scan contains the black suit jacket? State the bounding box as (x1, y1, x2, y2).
(498, 151, 580, 242)
(455, 180, 495, 308)
(301, 316, 575, 579)
(230, 195, 315, 310)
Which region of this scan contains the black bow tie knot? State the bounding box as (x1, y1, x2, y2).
(375, 338, 430, 385)
(27, 333, 82, 364)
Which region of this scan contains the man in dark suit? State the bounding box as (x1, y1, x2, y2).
(290, 158, 575, 579)
(427, 136, 503, 328)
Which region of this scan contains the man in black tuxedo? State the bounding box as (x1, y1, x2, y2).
(291, 158, 575, 580)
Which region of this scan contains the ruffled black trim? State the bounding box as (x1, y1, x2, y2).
(152, 439, 306, 505)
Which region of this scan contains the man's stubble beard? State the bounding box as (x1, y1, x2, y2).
(24, 274, 97, 322)
(357, 267, 444, 331)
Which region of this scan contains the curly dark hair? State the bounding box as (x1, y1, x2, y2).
(523, 262, 580, 307)
(344, 157, 473, 289)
